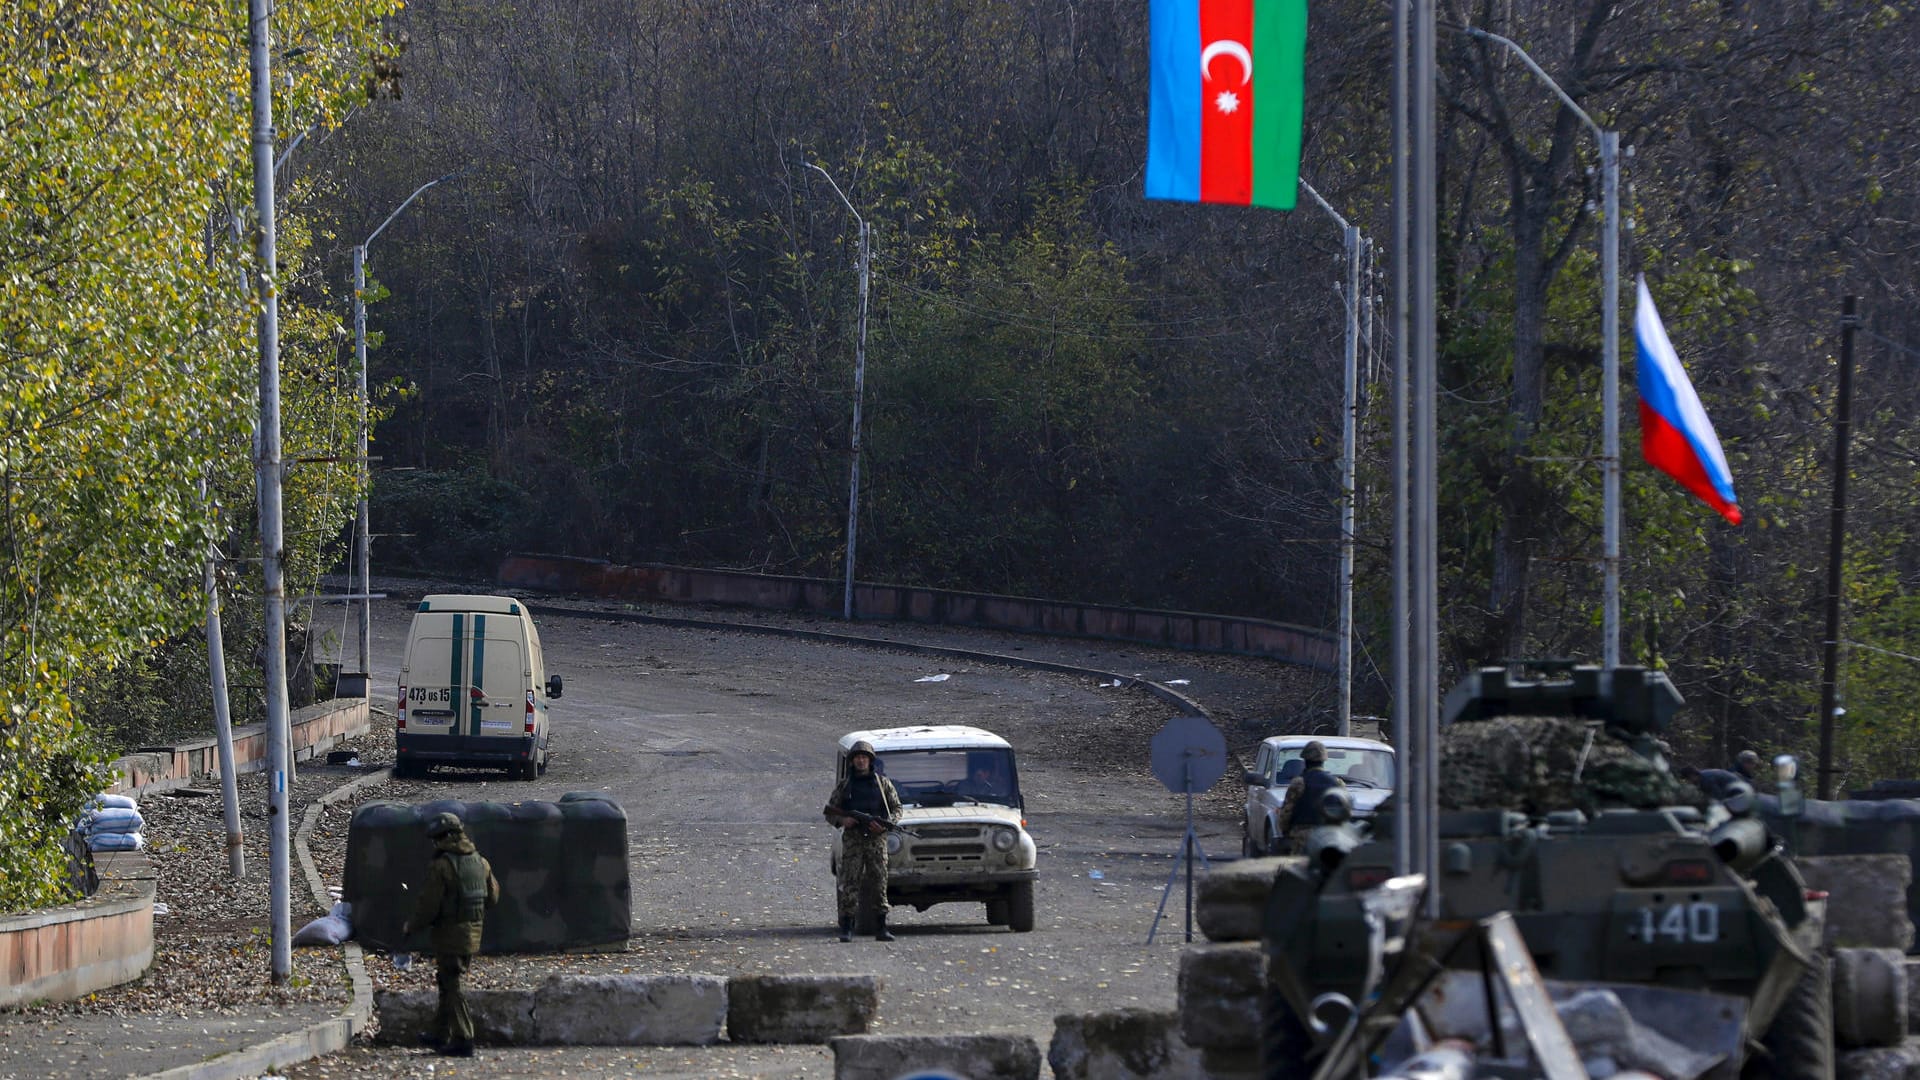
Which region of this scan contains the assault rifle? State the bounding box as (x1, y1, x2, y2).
(829, 806, 918, 837)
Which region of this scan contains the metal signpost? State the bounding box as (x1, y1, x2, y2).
(1146, 715, 1229, 944)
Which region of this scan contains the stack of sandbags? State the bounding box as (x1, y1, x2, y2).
(80, 793, 146, 852)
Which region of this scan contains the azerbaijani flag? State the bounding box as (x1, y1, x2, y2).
(1146, 0, 1307, 210)
(1635, 276, 1742, 525)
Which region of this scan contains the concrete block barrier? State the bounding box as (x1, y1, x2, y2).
(1048, 1009, 1202, 1079)
(534, 973, 726, 1046)
(1179, 943, 1264, 1049)
(831, 1033, 1042, 1080)
(727, 973, 878, 1043)
(1836, 948, 1911, 1050)
(372, 987, 538, 1045)
(1196, 857, 1297, 942)
(1800, 856, 1916, 952)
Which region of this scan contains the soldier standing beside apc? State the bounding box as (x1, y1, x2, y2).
(824, 740, 903, 942)
(1274, 741, 1345, 853)
(402, 812, 500, 1057)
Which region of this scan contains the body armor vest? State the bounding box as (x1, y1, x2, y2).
(846, 774, 886, 817)
(1290, 768, 1340, 827)
(444, 851, 488, 923)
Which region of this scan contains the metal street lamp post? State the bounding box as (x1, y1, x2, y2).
(351, 172, 456, 677)
(1462, 26, 1623, 668)
(806, 162, 871, 622)
(246, 0, 293, 984)
(1299, 180, 1370, 738)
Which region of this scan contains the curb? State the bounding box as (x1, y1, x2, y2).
(138, 766, 392, 1080)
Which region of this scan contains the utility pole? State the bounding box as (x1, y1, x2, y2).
(1816, 296, 1859, 799)
(1299, 180, 1367, 737)
(201, 481, 245, 879)
(806, 162, 871, 622)
(1389, 0, 1413, 882)
(248, 0, 293, 983)
(1411, 0, 1441, 920)
(352, 173, 456, 679)
(1461, 26, 1624, 668)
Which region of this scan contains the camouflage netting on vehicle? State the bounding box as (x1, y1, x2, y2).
(1438, 715, 1703, 816)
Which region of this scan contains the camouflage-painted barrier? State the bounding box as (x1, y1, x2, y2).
(1763, 797, 1920, 953)
(344, 792, 629, 953)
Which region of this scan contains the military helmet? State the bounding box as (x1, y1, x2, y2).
(849, 739, 878, 761)
(1301, 740, 1328, 764)
(426, 811, 464, 838)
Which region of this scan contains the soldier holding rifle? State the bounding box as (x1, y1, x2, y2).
(823, 740, 904, 942)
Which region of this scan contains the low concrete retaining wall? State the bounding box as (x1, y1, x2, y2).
(110, 697, 372, 795)
(497, 553, 1336, 670)
(2, 698, 370, 1007)
(0, 856, 155, 1009)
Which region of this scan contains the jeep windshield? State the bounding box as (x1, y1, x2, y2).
(879, 747, 1020, 809)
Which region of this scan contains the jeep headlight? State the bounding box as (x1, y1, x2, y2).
(885, 832, 903, 856)
(991, 827, 1017, 852)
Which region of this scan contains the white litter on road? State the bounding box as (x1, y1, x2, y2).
(914, 673, 951, 683)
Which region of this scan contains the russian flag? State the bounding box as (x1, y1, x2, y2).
(1635, 276, 1742, 525)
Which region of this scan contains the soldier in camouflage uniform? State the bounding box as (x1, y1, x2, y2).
(402, 812, 500, 1057)
(1276, 741, 1346, 853)
(823, 740, 903, 942)
(1436, 715, 1703, 816)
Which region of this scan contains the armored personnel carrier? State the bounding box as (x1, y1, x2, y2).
(1261, 661, 1829, 1080)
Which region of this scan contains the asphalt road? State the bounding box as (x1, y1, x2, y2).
(283, 585, 1319, 1078)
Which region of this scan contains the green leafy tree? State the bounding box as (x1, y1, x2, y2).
(0, 0, 396, 912)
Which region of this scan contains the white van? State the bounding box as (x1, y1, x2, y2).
(395, 594, 561, 780)
(830, 725, 1039, 932)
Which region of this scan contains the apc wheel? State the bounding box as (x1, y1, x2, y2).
(1007, 882, 1035, 933)
(986, 899, 1010, 926)
(1748, 949, 1833, 1080)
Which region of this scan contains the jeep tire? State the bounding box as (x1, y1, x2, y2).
(1007, 881, 1035, 933)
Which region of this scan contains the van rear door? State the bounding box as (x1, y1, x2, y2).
(405, 612, 461, 732)
(407, 612, 526, 736)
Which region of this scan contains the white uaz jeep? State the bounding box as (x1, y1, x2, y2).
(830, 725, 1039, 932)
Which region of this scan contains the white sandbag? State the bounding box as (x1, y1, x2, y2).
(87, 831, 146, 852)
(90, 793, 139, 811)
(293, 910, 352, 946)
(85, 807, 145, 834)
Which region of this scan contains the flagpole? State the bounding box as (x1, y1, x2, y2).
(1461, 26, 1622, 668)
